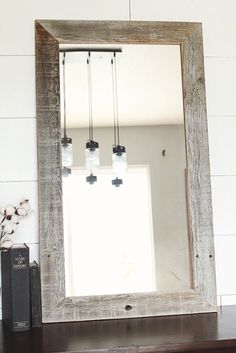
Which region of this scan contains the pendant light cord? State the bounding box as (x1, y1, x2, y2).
(111, 52, 120, 146)
(63, 52, 67, 138)
(87, 52, 93, 141)
(111, 57, 117, 146)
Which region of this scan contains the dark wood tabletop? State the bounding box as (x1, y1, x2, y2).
(1, 305, 236, 353)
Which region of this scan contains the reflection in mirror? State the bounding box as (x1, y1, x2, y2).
(60, 44, 191, 297)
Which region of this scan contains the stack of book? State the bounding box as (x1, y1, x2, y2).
(1, 244, 42, 331)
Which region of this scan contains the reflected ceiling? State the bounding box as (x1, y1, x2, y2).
(60, 44, 184, 128)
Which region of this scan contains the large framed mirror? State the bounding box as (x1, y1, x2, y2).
(36, 20, 216, 323)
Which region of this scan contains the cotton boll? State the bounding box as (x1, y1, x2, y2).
(0, 240, 13, 249)
(11, 214, 20, 223)
(4, 222, 17, 234)
(0, 207, 6, 215)
(3, 222, 13, 234)
(5, 205, 15, 216)
(16, 207, 27, 216)
(20, 200, 31, 212)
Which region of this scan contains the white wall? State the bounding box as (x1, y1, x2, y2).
(0, 0, 235, 318)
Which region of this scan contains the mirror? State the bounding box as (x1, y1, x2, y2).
(60, 45, 192, 297)
(36, 20, 216, 323)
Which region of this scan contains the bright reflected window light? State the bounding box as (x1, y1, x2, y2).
(63, 166, 156, 297)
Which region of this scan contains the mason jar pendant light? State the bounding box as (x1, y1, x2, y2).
(111, 52, 127, 187)
(85, 52, 100, 184)
(61, 52, 73, 176)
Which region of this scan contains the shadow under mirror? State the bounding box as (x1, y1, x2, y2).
(60, 44, 192, 297)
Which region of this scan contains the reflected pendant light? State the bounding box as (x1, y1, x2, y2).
(61, 52, 73, 176)
(111, 52, 127, 187)
(85, 52, 100, 184)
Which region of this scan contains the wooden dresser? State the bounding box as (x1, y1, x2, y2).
(1, 305, 236, 353)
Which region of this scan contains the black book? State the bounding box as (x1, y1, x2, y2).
(1, 244, 30, 331)
(30, 261, 42, 328)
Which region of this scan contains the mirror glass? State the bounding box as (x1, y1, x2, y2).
(60, 44, 192, 297)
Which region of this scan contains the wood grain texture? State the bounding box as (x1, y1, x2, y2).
(35, 22, 65, 319)
(180, 28, 216, 307)
(35, 20, 217, 323)
(37, 20, 201, 45)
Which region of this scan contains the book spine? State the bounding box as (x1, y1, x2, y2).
(30, 263, 42, 327)
(2, 246, 30, 332)
(1, 250, 12, 329)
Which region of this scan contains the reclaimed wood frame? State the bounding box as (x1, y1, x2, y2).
(35, 20, 217, 323)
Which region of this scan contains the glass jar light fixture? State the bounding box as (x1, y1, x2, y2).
(85, 52, 100, 184)
(85, 140, 100, 170)
(61, 136, 73, 169)
(111, 52, 127, 187)
(112, 145, 127, 176)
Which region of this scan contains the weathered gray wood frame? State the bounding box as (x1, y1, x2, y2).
(35, 20, 217, 323)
